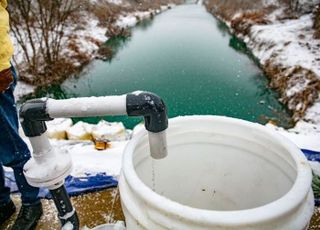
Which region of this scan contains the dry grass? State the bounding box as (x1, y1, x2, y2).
(264, 61, 320, 120)
(204, 0, 266, 21)
(231, 10, 270, 35)
(90, 1, 127, 27)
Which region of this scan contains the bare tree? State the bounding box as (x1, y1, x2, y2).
(8, 0, 82, 84)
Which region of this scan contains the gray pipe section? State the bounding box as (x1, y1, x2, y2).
(148, 130, 168, 159)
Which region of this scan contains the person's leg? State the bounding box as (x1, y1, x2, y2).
(0, 164, 10, 205)
(0, 66, 42, 229)
(0, 66, 40, 204)
(0, 164, 16, 225)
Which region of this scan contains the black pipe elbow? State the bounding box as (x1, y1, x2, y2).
(126, 92, 168, 133)
(19, 99, 52, 137)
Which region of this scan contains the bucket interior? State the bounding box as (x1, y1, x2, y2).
(132, 119, 297, 211)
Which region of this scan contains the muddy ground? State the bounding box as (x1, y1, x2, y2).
(1, 188, 124, 230)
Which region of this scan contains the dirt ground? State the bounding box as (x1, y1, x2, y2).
(1, 188, 124, 230)
(1, 187, 320, 229)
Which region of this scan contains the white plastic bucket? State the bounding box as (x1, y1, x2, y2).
(119, 116, 314, 230)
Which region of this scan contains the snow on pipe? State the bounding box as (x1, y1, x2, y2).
(19, 91, 168, 229)
(20, 91, 169, 159)
(46, 95, 127, 118)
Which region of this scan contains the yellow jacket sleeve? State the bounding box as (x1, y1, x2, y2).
(0, 0, 14, 72)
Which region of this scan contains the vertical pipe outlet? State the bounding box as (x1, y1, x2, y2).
(126, 92, 168, 159)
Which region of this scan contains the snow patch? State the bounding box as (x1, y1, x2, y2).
(61, 222, 74, 230)
(50, 140, 126, 177)
(266, 123, 320, 152)
(14, 81, 35, 100)
(249, 14, 320, 77)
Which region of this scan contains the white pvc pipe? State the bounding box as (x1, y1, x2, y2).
(29, 132, 53, 163)
(46, 95, 127, 118)
(24, 131, 72, 188)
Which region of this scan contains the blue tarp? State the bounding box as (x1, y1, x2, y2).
(5, 172, 118, 198)
(302, 149, 320, 206)
(302, 149, 320, 162)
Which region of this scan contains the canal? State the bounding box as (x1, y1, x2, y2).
(36, 3, 292, 128)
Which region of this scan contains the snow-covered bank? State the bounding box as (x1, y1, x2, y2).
(204, 0, 320, 147)
(247, 11, 320, 122)
(11, 0, 181, 94)
(247, 11, 320, 148)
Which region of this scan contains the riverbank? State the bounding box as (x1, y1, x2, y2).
(12, 0, 182, 95)
(204, 0, 320, 142)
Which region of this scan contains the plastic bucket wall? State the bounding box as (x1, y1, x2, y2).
(119, 116, 314, 230)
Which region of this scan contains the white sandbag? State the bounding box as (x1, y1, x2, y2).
(92, 120, 127, 141)
(46, 118, 73, 140)
(66, 121, 93, 140)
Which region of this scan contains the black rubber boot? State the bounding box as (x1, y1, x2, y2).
(11, 202, 43, 230)
(0, 199, 16, 225)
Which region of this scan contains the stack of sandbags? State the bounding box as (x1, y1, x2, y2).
(46, 119, 131, 142)
(91, 120, 127, 142)
(46, 118, 73, 140)
(66, 121, 94, 141)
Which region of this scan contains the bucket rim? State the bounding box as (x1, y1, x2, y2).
(121, 115, 313, 225)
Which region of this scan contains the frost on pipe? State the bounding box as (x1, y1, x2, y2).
(46, 95, 127, 118)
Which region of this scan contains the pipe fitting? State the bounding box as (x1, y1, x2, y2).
(19, 99, 53, 137)
(126, 92, 168, 133)
(50, 185, 80, 229)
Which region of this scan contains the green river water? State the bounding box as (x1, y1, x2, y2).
(34, 3, 292, 128)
